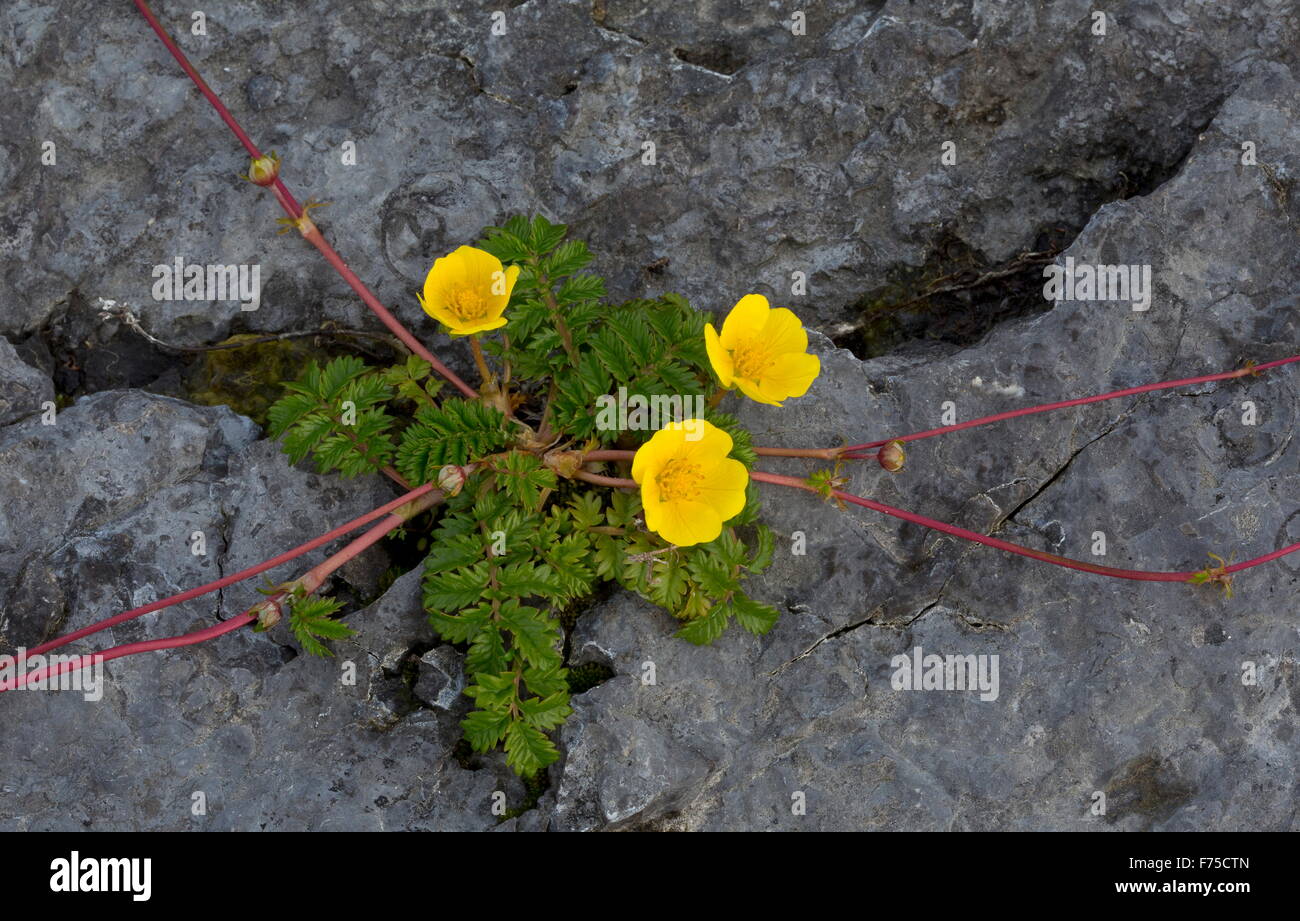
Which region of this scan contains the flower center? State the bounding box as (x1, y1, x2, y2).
(655, 458, 704, 502)
(730, 338, 777, 379)
(448, 286, 490, 322)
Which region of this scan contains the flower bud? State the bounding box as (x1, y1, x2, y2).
(878, 440, 906, 473)
(254, 598, 282, 630)
(437, 464, 470, 496)
(543, 449, 583, 479)
(245, 152, 280, 187)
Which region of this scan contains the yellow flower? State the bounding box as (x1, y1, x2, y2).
(631, 420, 748, 547)
(418, 245, 520, 336)
(704, 294, 820, 405)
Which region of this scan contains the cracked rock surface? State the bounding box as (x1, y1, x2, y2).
(0, 337, 52, 426)
(3, 0, 1297, 345)
(0, 392, 523, 829)
(0, 1, 1297, 830)
(549, 66, 1300, 831)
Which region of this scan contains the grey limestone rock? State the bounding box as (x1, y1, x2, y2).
(0, 0, 1297, 831)
(548, 65, 1300, 831)
(3, 0, 1296, 344)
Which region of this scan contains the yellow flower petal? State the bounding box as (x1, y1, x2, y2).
(698, 458, 749, 519)
(631, 419, 749, 547)
(673, 418, 732, 454)
(719, 294, 770, 350)
(733, 375, 782, 406)
(419, 245, 514, 336)
(497, 264, 521, 308)
(704, 294, 820, 406)
(704, 323, 734, 388)
(761, 307, 809, 354)
(756, 352, 820, 402)
(632, 425, 684, 483)
(448, 316, 509, 337)
(417, 291, 459, 330)
(655, 499, 724, 547)
(642, 489, 666, 534)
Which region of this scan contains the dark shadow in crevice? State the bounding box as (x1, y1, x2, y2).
(673, 43, 746, 76)
(833, 229, 1069, 359)
(835, 109, 1219, 362)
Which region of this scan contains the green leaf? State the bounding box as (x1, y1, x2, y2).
(544, 534, 596, 599)
(556, 272, 605, 304)
(641, 554, 690, 609)
(465, 671, 516, 709)
(424, 562, 492, 611)
(568, 492, 605, 530)
(543, 239, 591, 277)
(289, 596, 354, 657)
(504, 719, 560, 775)
(495, 561, 563, 599)
(675, 604, 730, 645)
(424, 531, 486, 573)
(731, 594, 780, 636)
(463, 708, 511, 751)
(520, 692, 572, 731)
(266, 391, 319, 438)
(523, 663, 569, 698)
(499, 601, 562, 669)
(396, 399, 510, 484)
(491, 451, 557, 509)
(748, 524, 776, 573)
(427, 601, 493, 644)
(686, 552, 736, 598)
(466, 625, 510, 676)
(528, 214, 569, 255)
(267, 357, 395, 477)
(592, 535, 623, 580)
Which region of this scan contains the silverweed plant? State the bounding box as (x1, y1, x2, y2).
(267, 216, 792, 773)
(6, 1, 1300, 785)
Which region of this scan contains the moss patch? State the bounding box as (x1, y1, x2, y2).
(183, 335, 344, 426)
(566, 661, 616, 694)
